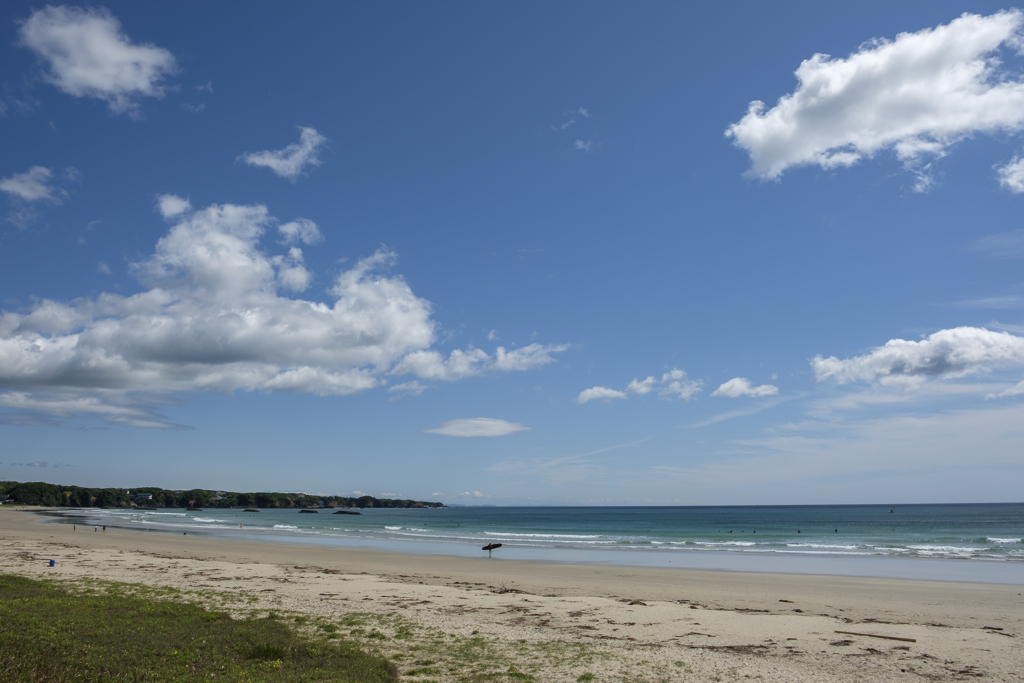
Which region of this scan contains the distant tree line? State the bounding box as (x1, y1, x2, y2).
(0, 481, 444, 509)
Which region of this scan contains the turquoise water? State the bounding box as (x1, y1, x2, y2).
(57, 503, 1023, 566)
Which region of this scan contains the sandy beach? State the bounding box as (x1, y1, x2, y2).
(2, 508, 1021, 682)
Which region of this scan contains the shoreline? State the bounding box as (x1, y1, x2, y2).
(47, 506, 1024, 585)
(3, 507, 1023, 681)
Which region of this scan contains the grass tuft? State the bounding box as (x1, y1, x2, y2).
(0, 574, 397, 682)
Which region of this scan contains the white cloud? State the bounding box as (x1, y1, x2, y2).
(727, 10, 1024, 189)
(813, 327, 1024, 385)
(950, 295, 1024, 309)
(391, 343, 567, 381)
(270, 247, 312, 292)
(486, 329, 498, 341)
(577, 107, 590, 118)
(19, 6, 176, 115)
(0, 391, 173, 429)
(657, 368, 704, 400)
(241, 127, 327, 180)
(970, 229, 1024, 259)
(0, 166, 61, 202)
(0, 199, 565, 426)
(278, 218, 322, 245)
(712, 377, 780, 398)
(97, 261, 111, 275)
(576, 386, 627, 404)
(156, 194, 191, 219)
(986, 379, 1024, 399)
(387, 380, 427, 400)
(996, 154, 1024, 192)
(574, 140, 592, 152)
(626, 376, 656, 395)
(424, 417, 531, 437)
(577, 368, 703, 405)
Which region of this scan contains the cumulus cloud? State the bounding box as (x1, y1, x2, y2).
(996, 155, 1024, 192)
(156, 194, 191, 219)
(241, 127, 327, 180)
(424, 417, 531, 437)
(19, 5, 176, 115)
(577, 369, 703, 404)
(813, 327, 1024, 385)
(658, 369, 704, 400)
(391, 343, 567, 381)
(278, 218, 322, 245)
(0, 166, 62, 203)
(727, 10, 1024, 189)
(0, 199, 563, 426)
(712, 377, 779, 398)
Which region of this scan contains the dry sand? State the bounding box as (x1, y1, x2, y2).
(2, 507, 1022, 682)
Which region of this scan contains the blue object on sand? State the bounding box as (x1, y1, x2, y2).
(49, 559, 55, 567)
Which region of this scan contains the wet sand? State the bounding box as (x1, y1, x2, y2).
(2, 507, 1022, 681)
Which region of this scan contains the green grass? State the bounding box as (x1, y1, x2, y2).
(0, 574, 397, 683)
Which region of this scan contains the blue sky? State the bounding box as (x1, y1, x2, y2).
(2, 1, 1023, 505)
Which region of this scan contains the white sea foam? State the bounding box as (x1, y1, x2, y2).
(273, 524, 298, 529)
(908, 544, 977, 556)
(483, 531, 603, 539)
(987, 537, 1021, 544)
(384, 526, 402, 530)
(692, 541, 756, 547)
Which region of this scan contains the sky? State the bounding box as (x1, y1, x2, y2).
(1, 2, 1023, 505)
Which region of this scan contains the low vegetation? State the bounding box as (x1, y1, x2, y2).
(0, 480, 443, 509)
(0, 574, 398, 683)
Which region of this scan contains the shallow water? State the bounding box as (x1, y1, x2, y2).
(48, 503, 1024, 584)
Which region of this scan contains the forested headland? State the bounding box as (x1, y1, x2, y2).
(0, 480, 444, 509)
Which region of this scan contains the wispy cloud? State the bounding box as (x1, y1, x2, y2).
(1, 166, 62, 203)
(488, 438, 647, 485)
(388, 380, 427, 400)
(948, 295, 1024, 309)
(1, 165, 70, 228)
(969, 229, 1024, 259)
(241, 127, 328, 180)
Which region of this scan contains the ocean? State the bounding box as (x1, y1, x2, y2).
(50, 503, 1024, 583)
